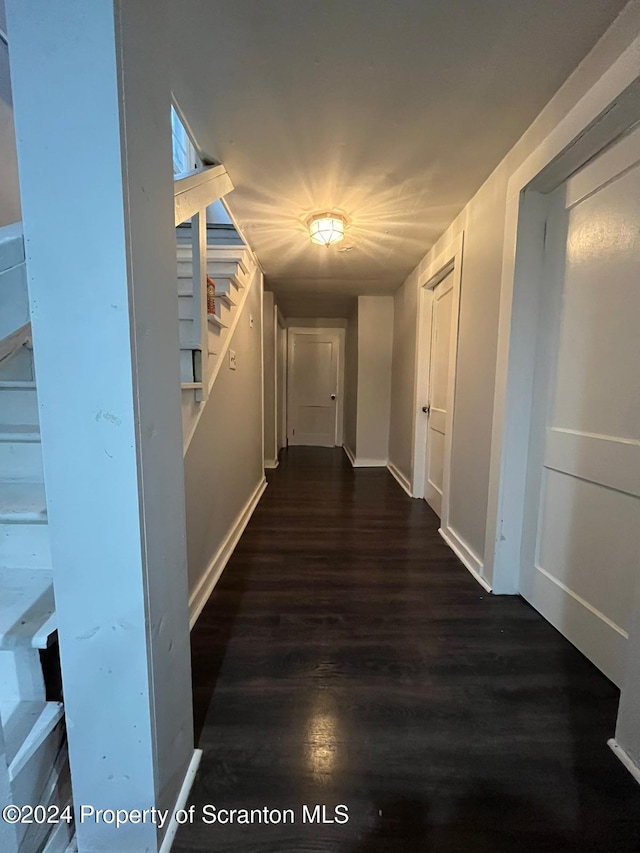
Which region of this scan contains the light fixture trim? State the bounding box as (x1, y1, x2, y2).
(308, 212, 346, 246)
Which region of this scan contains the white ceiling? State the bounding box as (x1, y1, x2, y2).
(170, 0, 627, 304)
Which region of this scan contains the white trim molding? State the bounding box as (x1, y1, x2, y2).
(342, 446, 387, 468)
(411, 232, 464, 527)
(288, 327, 345, 447)
(484, 38, 640, 594)
(387, 461, 413, 497)
(264, 459, 279, 470)
(174, 165, 234, 226)
(343, 444, 356, 466)
(439, 526, 492, 593)
(159, 749, 203, 853)
(189, 477, 267, 628)
(608, 739, 640, 785)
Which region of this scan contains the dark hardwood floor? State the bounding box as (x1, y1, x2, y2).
(175, 447, 640, 852)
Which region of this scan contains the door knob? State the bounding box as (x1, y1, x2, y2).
(330, 394, 336, 400)
(422, 404, 430, 414)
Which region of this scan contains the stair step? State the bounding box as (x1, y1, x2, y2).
(214, 292, 236, 307)
(177, 262, 248, 286)
(0, 425, 43, 481)
(1, 701, 63, 781)
(0, 380, 36, 389)
(0, 222, 25, 271)
(0, 522, 51, 569)
(10, 723, 70, 853)
(203, 278, 235, 296)
(42, 818, 75, 853)
(0, 482, 47, 523)
(179, 295, 233, 323)
(0, 263, 29, 343)
(206, 261, 248, 281)
(0, 382, 39, 425)
(0, 423, 40, 442)
(175, 243, 250, 265)
(203, 246, 251, 273)
(207, 314, 227, 329)
(213, 272, 245, 290)
(0, 568, 56, 650)
(0, 344, 33, 381)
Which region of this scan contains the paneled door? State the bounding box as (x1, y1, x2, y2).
(424, 271, 454, 516)
(287, 329, 341, 447)
(521, 128, 640, 686)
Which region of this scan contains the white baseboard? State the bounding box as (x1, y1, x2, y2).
(387, 461, 413, 497)
(439, 525, 492, 592)
(264, 458, 279, 469)
(525, 564, 627, 687)
(353, 457, 388, 467)
(342, 444, 356, 466)
(608, 739, 640, 785)
(63, 751, 203, 853)
(342, 446, 387, 468)
(189, 477, 267, 628)
(159, 749, 203, 853)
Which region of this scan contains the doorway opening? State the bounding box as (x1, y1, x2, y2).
(412, 234, 471, 574)
(286, 327, 345, 447)
(484, 73, 640, 690)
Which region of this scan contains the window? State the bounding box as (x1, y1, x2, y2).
(171, 105, 199, 175)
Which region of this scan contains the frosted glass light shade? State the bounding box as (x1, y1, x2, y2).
(309, 214, 346, 246)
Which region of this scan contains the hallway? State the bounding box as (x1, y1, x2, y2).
(177, 448, 640, 852)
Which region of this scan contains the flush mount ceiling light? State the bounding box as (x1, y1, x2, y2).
(308, 213, 346, 247)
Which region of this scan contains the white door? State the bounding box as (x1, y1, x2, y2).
(521, 128, 640, 686)
(424, 271, 454, 516)
(287, 329, 340, 447)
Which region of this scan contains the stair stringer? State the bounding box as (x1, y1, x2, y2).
(182, 264, 262, 455)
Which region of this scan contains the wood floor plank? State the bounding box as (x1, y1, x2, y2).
(176, 447, 640, 852)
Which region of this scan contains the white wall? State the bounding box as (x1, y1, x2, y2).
(343, 303, 358, 457)
(356, 296, 393, 463)
(388, 1, 640, 565)
(0, 1, 21, 228)
(263, 290, 277, 465)
(389, 282, 417, 478)
(285, 317, 348, 329)
(276, 310, 287, 452)
(184, 270, 264, 602)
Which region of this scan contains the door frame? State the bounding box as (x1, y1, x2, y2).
(276, 308, 287, 451)
(411, 232, 463, 540)
(264, 297, 279, 468)
(287, 326, 345, 446)
(484, 55, 640, 594)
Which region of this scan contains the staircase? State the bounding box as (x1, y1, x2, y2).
(176, 225, 258, 450)
(0, 216, 257, 851)
(0, 225, 71, 853)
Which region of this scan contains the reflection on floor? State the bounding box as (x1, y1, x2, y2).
(176, 447, 640, 852)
